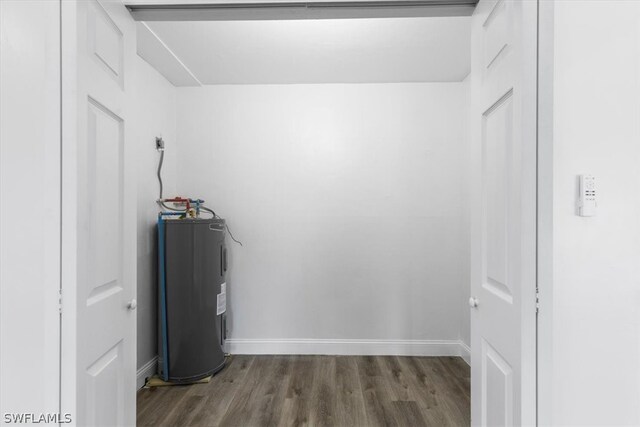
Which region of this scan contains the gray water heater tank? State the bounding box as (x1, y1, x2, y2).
(158, 218, 227, 383)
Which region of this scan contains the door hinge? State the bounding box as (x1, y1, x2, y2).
(535, 290, 540, 314)
(58, 289, 63, 314)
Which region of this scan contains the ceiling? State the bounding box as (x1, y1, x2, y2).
(137, 17, 471, 86)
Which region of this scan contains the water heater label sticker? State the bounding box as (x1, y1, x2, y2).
(217, 283, 227, 315)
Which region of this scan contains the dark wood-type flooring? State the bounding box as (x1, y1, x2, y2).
(137, 355, 470, 427)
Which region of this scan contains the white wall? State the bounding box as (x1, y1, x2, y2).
(133, 57, 177, 375)
(175, 83, 470, 354)
(0, 0, 61, 418)
(543, 1, 640, 425)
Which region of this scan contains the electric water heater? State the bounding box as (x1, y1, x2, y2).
(157, 217, 227, 383)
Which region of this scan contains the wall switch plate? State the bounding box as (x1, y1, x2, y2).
(578, 174, 597, 217)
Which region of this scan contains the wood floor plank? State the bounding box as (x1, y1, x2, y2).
(161, 395, 205, 426)
(308, 356, 337, 427)
(246, 355, 292, 427)
(137, 386, 193, 426)
(396, 356, 452, 426)
(334, 356, 368, 427)
(136, 383, 160, 415)
(137, 355, 471, 427)
(356, 356, 401, 427)
(188, 355, 255, 426)
(392, 401, 429, 426)
(439, 356, 471, 398)
(137, 387, 169, 425)
(417, 357, 470, 426)
(442, 356, 471, 381)
(278, 356, 318, 427)
(217, 355, 277, 427)
(358, 355, 382, 377)
(422, 358, 470, 407)
(377, 356, 415, 402)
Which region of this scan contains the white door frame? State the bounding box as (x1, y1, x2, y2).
(532, 1, 553, 423)
(536, 1, 555, 425)
(60, 0, 80, 420)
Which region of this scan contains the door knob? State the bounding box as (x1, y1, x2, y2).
(468, 297, 479, 308)
(127, 299, 137, 310)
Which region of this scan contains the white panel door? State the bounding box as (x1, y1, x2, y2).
(469, 0, 537, 425)
(62, 1, 137, 425)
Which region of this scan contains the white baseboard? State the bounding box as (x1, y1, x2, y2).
(136, 356, 158, 390)
(225, 338, 470, 358)
(459, 341, 471, 365)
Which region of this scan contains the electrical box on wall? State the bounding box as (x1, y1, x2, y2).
(578, 174, 597, 217)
